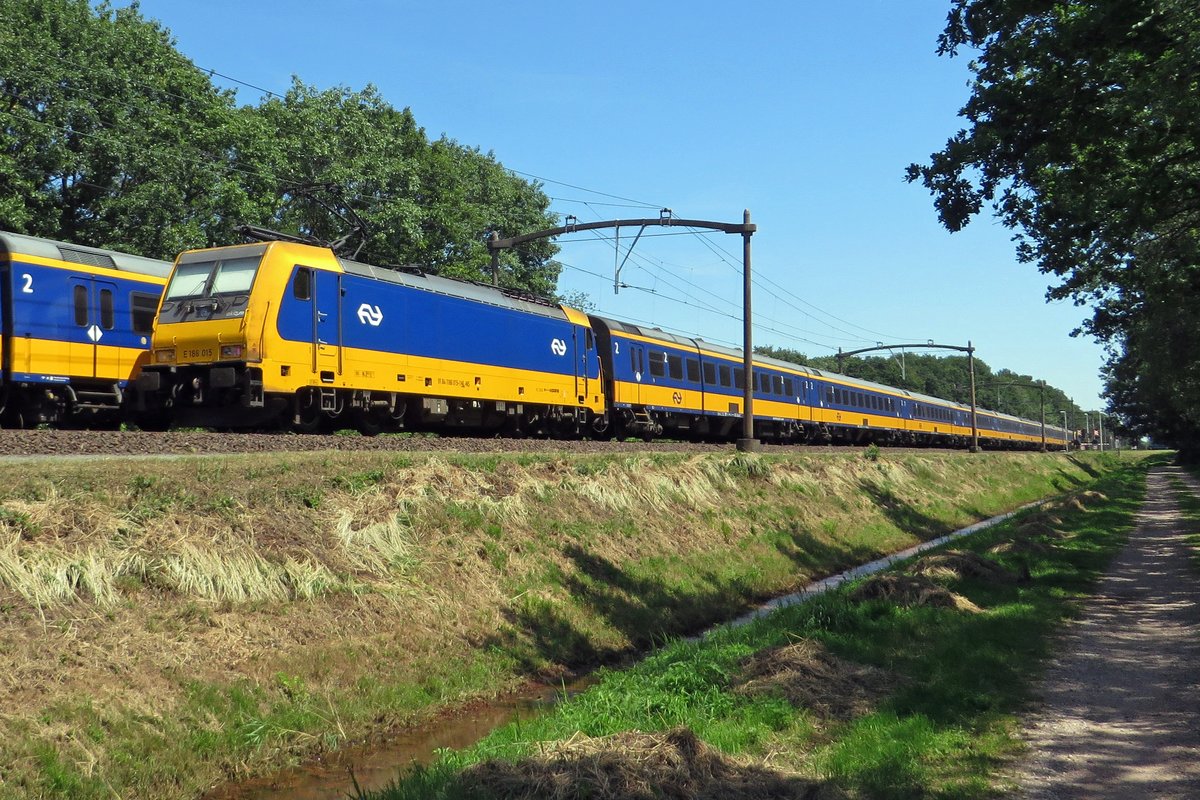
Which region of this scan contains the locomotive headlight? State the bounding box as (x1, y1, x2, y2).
(155, 349, 176, 363)
(220, 344, 244, 359)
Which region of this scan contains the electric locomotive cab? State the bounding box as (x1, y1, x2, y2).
(136, 244, 271, 427)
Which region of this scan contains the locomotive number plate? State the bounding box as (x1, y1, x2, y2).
(182, 347, 213, 359)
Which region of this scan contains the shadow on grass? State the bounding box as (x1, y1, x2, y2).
(809, 460, 1150, 799)
(857, 480, 952, 542)
(371, 460, 1156, 800)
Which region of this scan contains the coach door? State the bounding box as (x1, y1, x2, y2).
(295, 267, 342, 382)
(313, 269, 342, 381)
(69, 277, 118, 379)
(574, 327, 594, 404)
(627, 342, 644, 405)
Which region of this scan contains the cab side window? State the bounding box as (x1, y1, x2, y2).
(293, 267, 312, 300)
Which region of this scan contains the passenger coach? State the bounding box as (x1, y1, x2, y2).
(0, 232, 170, 426)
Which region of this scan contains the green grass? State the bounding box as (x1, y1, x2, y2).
(362, 455, 1157, 800)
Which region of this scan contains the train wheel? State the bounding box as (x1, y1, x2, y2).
(293, 390, 323, 434)
(134, 410, 171, 432)
(355, 409, 385, 437)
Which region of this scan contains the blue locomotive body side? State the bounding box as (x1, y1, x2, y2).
(273, 267, 593, 381)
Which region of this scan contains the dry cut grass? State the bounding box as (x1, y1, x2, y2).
(459, 727, 843, 800)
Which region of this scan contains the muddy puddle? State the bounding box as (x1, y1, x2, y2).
(201, 676, 597, 800)
(205, 499, 1041, 800)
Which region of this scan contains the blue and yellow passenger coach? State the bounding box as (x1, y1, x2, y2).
(135, 241, 606, 434)
(589, 316, 1069, 448)
(0, 231, 170, 426)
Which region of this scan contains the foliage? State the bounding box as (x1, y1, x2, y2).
(0, 1, 561, 294)
(251, 82, 561, 293)
(0, 0, 252, 256)
(907, 1, 1200, 456)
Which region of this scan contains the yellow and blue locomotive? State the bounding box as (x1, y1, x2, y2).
(135, 241, 606, 434)
(0, 232, 171, 426)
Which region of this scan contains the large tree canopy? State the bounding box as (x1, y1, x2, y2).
(0, 0, 251, 256)
(0, 1, 560, 294)
(907, 0, 1200, 455)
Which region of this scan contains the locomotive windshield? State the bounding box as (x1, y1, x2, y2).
(158, 251, 264, 324)
(164, 256, 260, 299)
(164, 255, 261, 300)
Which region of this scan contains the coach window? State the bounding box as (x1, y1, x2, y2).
(703, 362, 716, 385)
(774, 375, 785, 395)
(649, 351, 666, 378)
(719, 364, 732, 387)
(758, 372, 770, 393)
(734, 368, 745, 390)
(73, 285, 88, 326)
(293, 267, 312, 300)
(826, 388, 833, 404)
(130, 292, 157, 333)
(686, 358, 701, 383)
(784, 377, 794, 397)
(99, 288, 114, 329)
(667, 354, 683, 380)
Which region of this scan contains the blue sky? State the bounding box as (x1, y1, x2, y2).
(128, 0, 1107, 409)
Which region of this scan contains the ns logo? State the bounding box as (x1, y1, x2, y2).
(357, 304, 384, 326)
(550, 338, 567, 356)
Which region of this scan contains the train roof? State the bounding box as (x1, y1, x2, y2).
(338, 257, 570, 321)
(0, 230, 173, 278)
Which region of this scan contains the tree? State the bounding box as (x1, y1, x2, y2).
(907, 1, 1200, 457)
(0, 2, 562, 296)
(0, 0, 253, 258)
(250, 81, 561, 294)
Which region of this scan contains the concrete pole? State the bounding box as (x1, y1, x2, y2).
(736, 209, 760, 452)
(968, 341, 979, 452)
(1039, 380, 1046, 451)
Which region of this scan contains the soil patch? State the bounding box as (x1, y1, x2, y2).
(732, 639, 898, 721)
(909, 549, 1017, 584)
(459, 727, 843, 800)
(849, 574, 980, 612)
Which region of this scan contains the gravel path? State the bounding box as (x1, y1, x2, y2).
(1018, 466, 1200, 799)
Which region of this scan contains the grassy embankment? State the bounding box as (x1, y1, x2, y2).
(0, 448, 1142, 799)
(364, 452, 1162, 800)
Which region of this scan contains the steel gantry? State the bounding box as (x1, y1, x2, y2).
(487, 211, 761, 450)
(836, 341, 981, 452)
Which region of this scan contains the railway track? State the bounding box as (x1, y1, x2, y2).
(0, 429, 966, 459)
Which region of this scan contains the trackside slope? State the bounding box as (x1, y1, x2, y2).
(0, 449, 1136, 799)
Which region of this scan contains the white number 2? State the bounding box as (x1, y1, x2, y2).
(20, 273, 33, 293)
